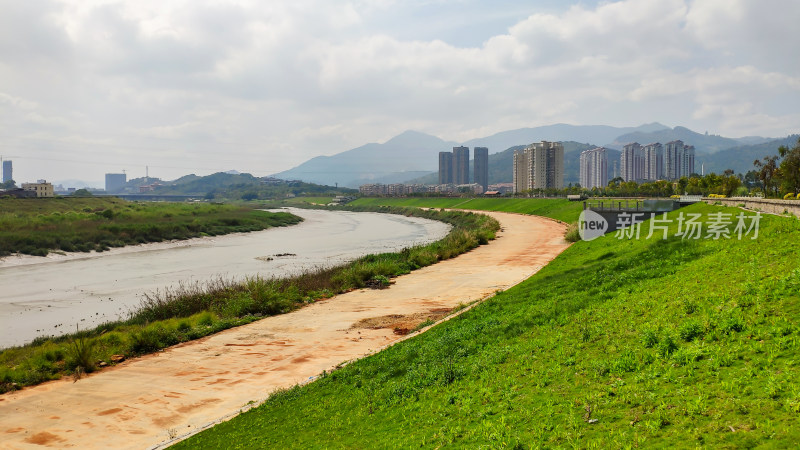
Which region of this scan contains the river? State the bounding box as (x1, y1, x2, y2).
(0, 208, 451, 348)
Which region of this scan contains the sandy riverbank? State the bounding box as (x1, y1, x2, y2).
(0, 211, 569, 449)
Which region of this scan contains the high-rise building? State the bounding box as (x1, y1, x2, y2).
(643, 143, 663, 181)
(620, 142, 644, 182)
(682, 145, 695, 177)
(453, 146, 469, 185)
(664, 140, 684, 180)
(579, 147, 608, 189)
(2, 160, 11, 183)
(105, 173, 127, 193)
(473, 147, 489, 193)
(438, 152, 453, 184)
(513, 148, 531, 193)
(513, 141, 564, 192)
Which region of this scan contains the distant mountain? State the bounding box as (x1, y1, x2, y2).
(272, 124, 781, 188)
(271, 130, 458, 188)
(610, 126, 744, 154)
(462, 123, 669, 153)
(272, 124, 670, 188)
(696, 135, 800, 175)
(53, 179, 103, 189)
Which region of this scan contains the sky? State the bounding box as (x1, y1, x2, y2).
(1, 0, 798, 185)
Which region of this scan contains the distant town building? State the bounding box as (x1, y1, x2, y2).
(438, 151, 453, 184)
(105, 173, 127, 193)
(488, 183, 513, 194)
(579, 147, 608, 189)
(513, 141, 564, 193)
(138, 182, 162, 193)
(21, 180, 54, 198)
(473, 147, 489, 193)
(620, 142, 645, 182)
(359, 184, 388, 196)
(643, 143, 664, 181)
(1, 188, 35, 198)
(453, 146, 470, 185)
(2, 160, 11, 183)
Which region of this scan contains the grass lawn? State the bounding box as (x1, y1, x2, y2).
(176, 202, 800, 448)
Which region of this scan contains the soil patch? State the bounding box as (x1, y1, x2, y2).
(350, 308, 452, 335)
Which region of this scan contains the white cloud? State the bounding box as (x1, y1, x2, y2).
(0, 0, 798, 183)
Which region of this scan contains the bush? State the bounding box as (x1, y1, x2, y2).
(642, 329, 659, 348)
(678, 320, 705, 342)
(66, 335, 96, 372)
(784, 193, 796, 200)
(564, 222, 581, 242)
(658, 335, 678, 357)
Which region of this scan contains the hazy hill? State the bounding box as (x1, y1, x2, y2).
(271, 124, 781, 188)
(696, 135, 800, 175)
(609, 126, 770, 153)
(462, 123, 668, 152)
(271, 130, 458, 188)
(273, 124, 672, 188)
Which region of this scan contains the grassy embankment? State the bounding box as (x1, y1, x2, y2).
(350, 197, 583, 223)
(0, 197, 302, 257)
(0, 207, 499, 393)
(176, 202, 800, 448)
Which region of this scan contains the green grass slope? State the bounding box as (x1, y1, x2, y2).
(176, 203, 800, 448)
(351, 197, 583, 223)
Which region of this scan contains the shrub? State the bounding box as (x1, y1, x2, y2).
(678, 320, 705, 342)
(657, 335, 678, 357)
(784, 193, 796, 200)
(641, 329, 659, 348)
(564, 222, 581, 242)
(66, 335, 96, 372)
(130, 327, 163, 354)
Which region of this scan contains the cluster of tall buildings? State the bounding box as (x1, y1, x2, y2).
(512, 141, 564, 193)
(438, 146, 489, 193)
(621, 140, 695, 182)
(581, 140, 696, 188)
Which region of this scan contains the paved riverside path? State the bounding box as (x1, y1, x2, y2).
(0, 211, 570, 449)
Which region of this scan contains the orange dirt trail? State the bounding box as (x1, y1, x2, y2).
(0, 211, 569, 449)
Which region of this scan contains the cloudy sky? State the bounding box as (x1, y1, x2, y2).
(1, 0, 798, 185)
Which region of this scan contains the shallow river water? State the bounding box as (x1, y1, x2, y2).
(0, 208, 450, 348)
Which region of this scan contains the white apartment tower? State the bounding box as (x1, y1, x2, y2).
(579, 147, 608, 189)
(620, 142, 644, 182)
(643, 142, 664, 181)
(664, 140, 695, 179)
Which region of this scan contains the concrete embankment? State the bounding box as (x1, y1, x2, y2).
(703, 197, 800, 218)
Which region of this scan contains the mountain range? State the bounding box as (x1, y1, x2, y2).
(272, 123, 784, 187)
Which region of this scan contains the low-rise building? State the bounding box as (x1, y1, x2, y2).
(21, 180, 54, 198)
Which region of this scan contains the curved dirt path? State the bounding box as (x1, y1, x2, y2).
(0, 211, 569, 449)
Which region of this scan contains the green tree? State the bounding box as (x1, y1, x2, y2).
(754, 155, 781, 198)
(778, 137, 800, 195)
(73, 189, 93, 197)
